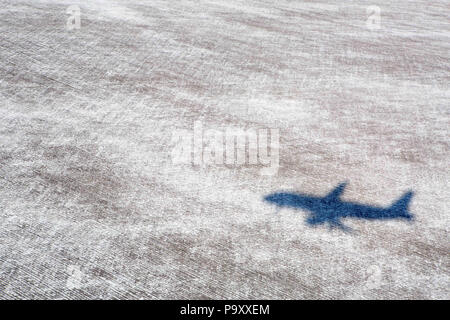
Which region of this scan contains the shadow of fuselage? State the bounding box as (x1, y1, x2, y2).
(264, 183, 414, 231)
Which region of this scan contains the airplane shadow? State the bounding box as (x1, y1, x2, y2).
(263, 182, 414, 232)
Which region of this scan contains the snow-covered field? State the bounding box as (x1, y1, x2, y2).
(0, 0, 448, 299)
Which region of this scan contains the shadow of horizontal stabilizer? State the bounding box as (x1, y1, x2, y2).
(264, 182, 414, 231)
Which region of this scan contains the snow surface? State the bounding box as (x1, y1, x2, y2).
(0, 0, 448, 299)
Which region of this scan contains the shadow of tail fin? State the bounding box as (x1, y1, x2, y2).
(390, 191, 414, 218)
(324, 182, 347, 201)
